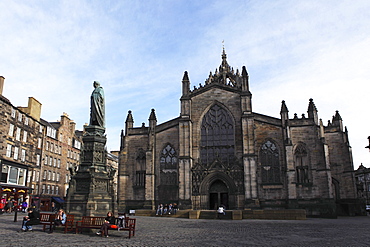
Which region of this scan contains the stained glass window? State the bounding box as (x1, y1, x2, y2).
(260, 140, 281, 183)
(160, 144, 178, 185)
(200, 104, 235, 165)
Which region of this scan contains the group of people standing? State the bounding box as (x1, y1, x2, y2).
(156, 203, 178, 216)
(0, 198, 28, 213)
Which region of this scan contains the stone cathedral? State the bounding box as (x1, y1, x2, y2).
(118, 49, 360, 217)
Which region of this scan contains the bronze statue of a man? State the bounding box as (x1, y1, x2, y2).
(90, 81, 105, 128)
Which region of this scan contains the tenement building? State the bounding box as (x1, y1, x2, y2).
(0, 76, 82, 211)
(0, 76, 42, 205)
(118, 49, 360, 217)
(38, 114, 82, 211)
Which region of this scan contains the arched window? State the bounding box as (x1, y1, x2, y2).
(135, 148, 146, 187)
(160, 144, 177, 169)
(200, 104, 234, 165)
(260, 140, 281, 183)
(294, 144, 310, 184)
(160, 144, 178, 185)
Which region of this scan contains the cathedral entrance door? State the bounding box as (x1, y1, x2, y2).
(209, 180, 228, 210)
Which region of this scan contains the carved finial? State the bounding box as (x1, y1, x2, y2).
(149, 108, 157, 121)
(126, 110, 133, 123)
(182, 71, 189, 81)
(242, 66, 248, 77)
(280, 100, 289, 114)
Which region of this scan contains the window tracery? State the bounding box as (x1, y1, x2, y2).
(260, 140, 281, 183)
(200, 104, 235, 165)
(160, 144, 178, 185)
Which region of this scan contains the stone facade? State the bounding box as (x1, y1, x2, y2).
(0, 93, 42, 204)
(118, 49, 361, 217)
(355, 164, 370, 212)
(38, 114, 82, 211)
(107, 151, 119, 199)
(0, 76, 83, 211)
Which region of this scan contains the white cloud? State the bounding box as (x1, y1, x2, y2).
(1, 0, 369, 167)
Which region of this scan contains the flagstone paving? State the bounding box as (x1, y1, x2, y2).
(0, 213, 369, 246)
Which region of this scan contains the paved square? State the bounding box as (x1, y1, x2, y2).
(0, 213, 369, 246)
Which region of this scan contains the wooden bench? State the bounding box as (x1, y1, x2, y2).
(76, 216, 136, 238)
(61, 214, 75, 233)
(39, 213, 55, 232)
(75, 216, 106, 234)
(116, 217, 136, 238)
(39, 213, 75, 233)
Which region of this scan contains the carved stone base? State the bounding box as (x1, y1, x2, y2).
(66, 124, 116, 217)
(66, 169, 116, 217)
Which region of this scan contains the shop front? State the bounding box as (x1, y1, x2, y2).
(35, 196, 65, 212)
(0, 183, 31, 211)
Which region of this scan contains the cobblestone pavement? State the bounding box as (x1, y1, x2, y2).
(0, 213, 369, 247)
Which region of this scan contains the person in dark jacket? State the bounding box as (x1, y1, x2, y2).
(21, 207, 40, 231)
(96, 211, 116, 238)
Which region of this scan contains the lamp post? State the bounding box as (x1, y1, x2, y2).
(13, 190, 18, 222)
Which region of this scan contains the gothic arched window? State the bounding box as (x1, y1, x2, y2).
(160, 144, 177, 170)
(135, 148, 146, 187)
(160, 144, 178, 185)
(260, 140, 281, 183)
(200, 104, 235, 165)
(294, 144, 310, 184)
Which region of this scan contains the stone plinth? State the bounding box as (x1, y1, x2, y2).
(66, 125, 116, 217)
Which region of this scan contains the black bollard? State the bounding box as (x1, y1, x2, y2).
(14, 208, 18, 222)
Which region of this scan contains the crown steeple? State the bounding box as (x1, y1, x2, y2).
(221, 47, 229, 71)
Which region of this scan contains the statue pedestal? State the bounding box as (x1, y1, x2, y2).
(66, 125, 116, 217)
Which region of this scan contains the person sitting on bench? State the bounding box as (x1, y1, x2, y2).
(49, 209, 66, 233)
(21, 207, 40, 232)
(96, 211, 116, 238)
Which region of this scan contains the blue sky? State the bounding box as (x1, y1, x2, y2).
(1, 0, 369, 168)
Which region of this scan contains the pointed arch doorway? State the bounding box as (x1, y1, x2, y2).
(209, 180, 229, 210)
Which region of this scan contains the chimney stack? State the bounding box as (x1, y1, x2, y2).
(0, 76, 5, 95)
